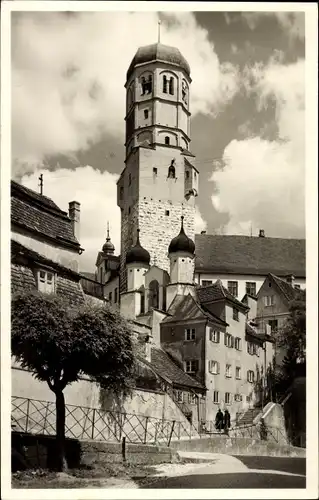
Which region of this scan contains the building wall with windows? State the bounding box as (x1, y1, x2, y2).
(160, 319, 208, 387)
(196, 273, 306, 301)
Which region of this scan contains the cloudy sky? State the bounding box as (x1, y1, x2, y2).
(11, 9, 305, 272)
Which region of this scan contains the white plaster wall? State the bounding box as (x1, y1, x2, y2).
(12, 231, 80, 272)
(195, 273, 306, 301)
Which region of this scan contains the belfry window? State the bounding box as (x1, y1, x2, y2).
(163, 75, 167, 93)
(144, 109, 149, 119)
(165, 136, 170, 146)
(141, 75, 152, 95)
(169, 77, 174, 95)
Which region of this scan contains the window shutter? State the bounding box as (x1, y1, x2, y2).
(224, 333, 227, 345)
(217, 331, 220, 343)
(195, 360, 199, 372)
(217, 362, 220, 374)
(231, 336, 234, 348)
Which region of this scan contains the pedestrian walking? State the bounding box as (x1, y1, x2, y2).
(224, 409, 231, 434)
(215, 408, 224, 432)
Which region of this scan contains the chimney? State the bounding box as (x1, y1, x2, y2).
(201, 230, 206, 235)
(286, 274, 295, 286)
(68, 201, 81, 242)
(259, 229, 265, 238)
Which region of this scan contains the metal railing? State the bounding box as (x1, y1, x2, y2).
(11, 396, 197, 447)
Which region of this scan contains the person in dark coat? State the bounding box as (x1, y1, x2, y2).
(224, 409, 231, 434)
(215, 409, 224, 432)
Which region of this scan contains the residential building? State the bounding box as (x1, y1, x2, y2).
(255, 273, 305, 365)
(194, 232, 306, 299)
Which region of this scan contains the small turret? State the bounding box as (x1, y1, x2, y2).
(102, 222, 115, 255)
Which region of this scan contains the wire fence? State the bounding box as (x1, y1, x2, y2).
(11, 396, 198, 447)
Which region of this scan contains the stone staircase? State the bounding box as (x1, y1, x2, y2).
(236, 407, 262, 427)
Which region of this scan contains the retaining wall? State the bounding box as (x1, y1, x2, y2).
(170, 436, 306, 457)
(12, 432, 178, 472)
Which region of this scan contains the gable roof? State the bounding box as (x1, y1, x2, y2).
(11, 180, 81, 250)
(267, 273, 304, 302)
(150, 346, 205, 390)
(163, 293, 227, 326)
(195, 234, 305, 277)
(197, 280, 249, 311)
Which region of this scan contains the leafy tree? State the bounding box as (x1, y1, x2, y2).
(11, 290, 136, 471)
(275, 289, 306, 394)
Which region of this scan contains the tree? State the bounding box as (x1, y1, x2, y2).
(276, 289, 306, 394)
(11, 290, 136, 471)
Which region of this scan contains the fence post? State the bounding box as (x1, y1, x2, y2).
(167, 420, 175, 447)
(91, 409, 95, 440)
(43, 402, 49, 434)
(144, 417, 149, 444)
(122, 437, 126, 463)
(25, 399, 30, 433)
(154, 421, 158, 444)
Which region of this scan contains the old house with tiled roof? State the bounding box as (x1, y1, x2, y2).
(194, 231, 306, 300)
(254, 273, 305, 365)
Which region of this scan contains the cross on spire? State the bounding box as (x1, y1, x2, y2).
(158, 20, 161, 43)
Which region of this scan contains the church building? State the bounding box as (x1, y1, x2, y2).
(94, 40, 274, 424)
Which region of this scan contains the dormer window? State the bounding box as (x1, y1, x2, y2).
(37, 269, 55, 294)
(165, 136, 170, 146)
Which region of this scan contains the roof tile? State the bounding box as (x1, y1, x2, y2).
(151, 347, 205, 390)
(195, 234, 305, 277)
(11, 181, 80, 247)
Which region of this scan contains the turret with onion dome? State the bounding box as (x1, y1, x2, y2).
(168, 216, 195, 286)
(168, 216, 195, 256)
(126, 229, 150, 265)
(102, 222, 115, 255)
(126, 229, 150, 293)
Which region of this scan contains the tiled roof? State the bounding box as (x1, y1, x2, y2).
(151, 347, 205, 390)
(195, 234, 305, 277)
(197, 280, 249, 311)
(11, 181, 80, 249)
(269, 273, 303, 302)
(163, 293, 227, 326)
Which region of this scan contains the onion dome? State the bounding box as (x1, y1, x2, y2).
(168, 216, 195, 255)
(126, 229, 150, 265)
(102, 223, 115, 255)
(127, 43, 190, 80)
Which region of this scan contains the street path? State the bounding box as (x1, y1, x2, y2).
(140, 453, 306, 489)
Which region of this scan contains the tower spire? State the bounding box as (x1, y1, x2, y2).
(107, 221, 110, 240)
(158, 20, 161, 43)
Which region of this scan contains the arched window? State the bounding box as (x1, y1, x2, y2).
(169, 77, 174, 95)
(141, 75, 153, 95)
(148, 280, 159, 310)
(168, 159, 176, 179)
(165, 136, 170, 145)
(163, 75, 167, 93)
(182, 80, 188, 105)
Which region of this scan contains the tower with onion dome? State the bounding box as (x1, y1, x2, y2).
(117, 40, 199, 292)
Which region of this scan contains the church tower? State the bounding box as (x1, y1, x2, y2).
(117, 41, 199, 292)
